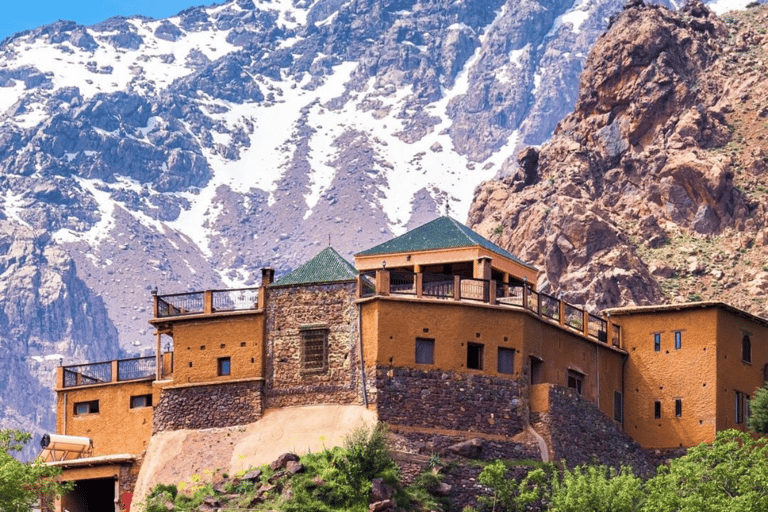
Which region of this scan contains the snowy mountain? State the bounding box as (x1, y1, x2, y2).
(0, 0, 759, 447)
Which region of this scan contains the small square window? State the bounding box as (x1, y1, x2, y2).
(654, 333, 661, 352)
(130, 394, 153, 409)
(497, 347, 514, 375)
(654, 400, 661, 419)
(567, 370, 584, 395)
(217, 357, 231, 376)
(74, 400, 99, 415)
(467, 342, 484, 370)
(674, 331, 682, 350)
(675, 398, 682, 417)
(415, 338, 434, 365)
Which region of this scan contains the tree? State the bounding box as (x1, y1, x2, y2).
(642, 430, 768, 512)
(749, 382, 768, 434)
(0, 430, 71, 512)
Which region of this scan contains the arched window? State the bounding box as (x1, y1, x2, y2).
(742, 334, 752, 363)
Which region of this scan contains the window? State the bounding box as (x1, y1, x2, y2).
(674, 331, 682, 350)
(567, 370, 584, 395)
(130, 394, 153, 409)
(74, 400, 99, 415)
(301, 327, 328, 372)
(675, 399, 682, 417)
(467, 343, 484, 370)
(654, 401, 661, 419)
(217, 357, 231, 376)
(742, 335, 752, 363)
(736, 391, 748, 424)
(415, 338, 434, 365)
(614, 391, 623, 423)
(497, 347, 515, 375)
(654, 333, 661, 352)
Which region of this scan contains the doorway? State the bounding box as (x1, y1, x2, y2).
(61, 478, 115, 512)
(530, 356, 544, 385)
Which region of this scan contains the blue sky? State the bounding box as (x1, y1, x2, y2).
(0, 0, 207, 42)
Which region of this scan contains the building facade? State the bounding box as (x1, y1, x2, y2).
(45, 217, 768, 511)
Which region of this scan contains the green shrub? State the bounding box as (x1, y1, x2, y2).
(549, 465, 644, 512)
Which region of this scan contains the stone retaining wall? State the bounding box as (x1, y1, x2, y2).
(153, 380, 263, 432)
(532, 385, 656, 475)
(375, 367, 527, 437)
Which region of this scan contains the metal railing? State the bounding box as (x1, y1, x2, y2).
(564, 303, 583, 331)
(588, 313, 607, 342)
(63, 361, 112, 388)
(539, 292, 560, 321)
(389, 271, 416, 294)
(117, 356, 156, 381)
(498, 284, 524, 306)
(422, 273, 454, 299)
(460, 277, 489, 302)
(211, 288, 260, 312)
(156, 291, 205, 317)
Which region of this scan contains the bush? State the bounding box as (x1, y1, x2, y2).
(749, 382, 768, 434)
(549, 465, 644, 512)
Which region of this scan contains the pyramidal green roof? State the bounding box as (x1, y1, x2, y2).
(271, 247, 358, 287)
(356, 216, 535, 269)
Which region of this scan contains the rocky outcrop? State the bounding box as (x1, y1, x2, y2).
(470, 2, 768, 315)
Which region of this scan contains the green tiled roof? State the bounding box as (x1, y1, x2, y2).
(356, 216, 535, 270)
(271, 247, 358, 287)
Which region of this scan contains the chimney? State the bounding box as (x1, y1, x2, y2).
(261, 267, 275, 286)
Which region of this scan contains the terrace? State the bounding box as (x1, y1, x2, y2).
(152, 287, 262, 319)
(358, 269, 621, 348)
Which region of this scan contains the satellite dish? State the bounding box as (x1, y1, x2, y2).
(41, 433, 51, 448)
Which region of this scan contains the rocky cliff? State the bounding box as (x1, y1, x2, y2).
(470, 1, 768, 315)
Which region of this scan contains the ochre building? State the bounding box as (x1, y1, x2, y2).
(45, 217, 768, 511)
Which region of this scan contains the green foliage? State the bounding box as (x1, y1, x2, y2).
(549, 465, 644, 512)
(749, 382, 768, 434)
(642, 430, 768, 512)
(0, 430, 72, 512)
(478, 460, 550, 512)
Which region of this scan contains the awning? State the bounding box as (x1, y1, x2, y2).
(38, 434, 93, 462)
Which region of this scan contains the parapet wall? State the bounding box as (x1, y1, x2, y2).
(375, 367, 527, 437)
(153, 380, 264, 432)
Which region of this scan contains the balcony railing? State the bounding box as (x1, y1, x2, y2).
(62, 353, 173, 388)
(155, 287, 260, 318)
(63, 362, 112, 388)
(357, 270, 621, 348)
(117, 356, 156, 381)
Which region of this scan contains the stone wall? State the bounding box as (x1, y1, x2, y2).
(375, 367, 527, 437)
(153, 380, 263, 432)
(532, 385, 656, 476)
(264, 283, 364, 408)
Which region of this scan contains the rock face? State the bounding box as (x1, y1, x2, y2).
(470, 2, 768, 314)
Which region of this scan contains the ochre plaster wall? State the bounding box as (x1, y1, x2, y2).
(715, 308, 768, 433)
(56, 380, 156, 456)
(264, 283, 362, 407)
(170, 313, 264, 385)
(619, 308, 718, 449)
(360, 297, 624, 421)
(524, 315, 625, 419)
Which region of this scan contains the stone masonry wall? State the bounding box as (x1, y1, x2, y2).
(264, 283, 363, 408)
(153, 380, 263, 432)
(532, 385, 656, 476)
(376, 367, 527, 437)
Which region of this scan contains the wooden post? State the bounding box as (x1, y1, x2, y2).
(583, 309, 589, 337)
(488, 279, 496, 304)
(415, 272, 423, 298)
(559, 299, 565, 327)
(111, 360, 119, 383)
(522, 281, 529, 310)
(204, 290, 213, 314)
(453, 275, 461, 300)
(377, 270, 390, 296)
(155, 330, 162, 381)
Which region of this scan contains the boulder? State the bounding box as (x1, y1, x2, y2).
(445, 438, 484, 458)
(270, 452, 300, 471)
